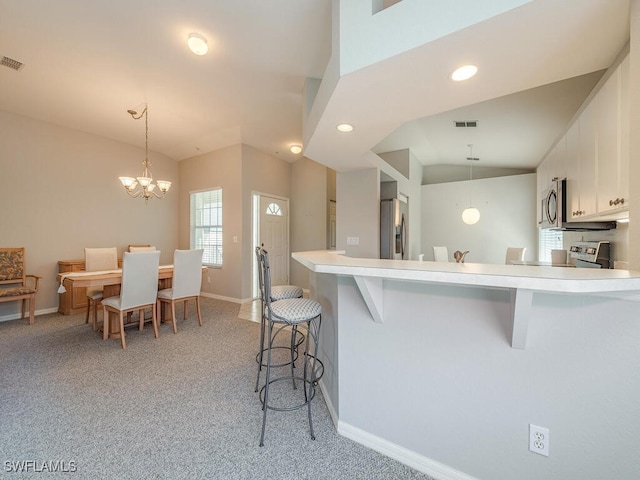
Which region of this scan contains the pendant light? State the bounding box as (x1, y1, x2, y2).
(462, 144, 480, 225)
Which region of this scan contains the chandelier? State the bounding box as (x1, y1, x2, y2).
(119, 106, 171, 201)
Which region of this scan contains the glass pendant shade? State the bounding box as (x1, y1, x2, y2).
(462, 144, 480, 224)
(462, 207, 480, 225)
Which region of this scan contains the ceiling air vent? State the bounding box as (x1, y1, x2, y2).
(454, 121, 477, 128)
(1, 56, 24, 71)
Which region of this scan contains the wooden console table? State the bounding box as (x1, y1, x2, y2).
(57, 259, 122, 315)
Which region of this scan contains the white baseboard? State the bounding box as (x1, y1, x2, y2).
(200, 292, 254, 304)
(0, 306, 59, 323)
(337, 421, 478, 480)
(317, 378, 338, 427)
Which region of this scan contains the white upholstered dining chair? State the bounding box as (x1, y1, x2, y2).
(505, 247, 526, 264)
(433, 246, 450, 262)
(157, 249, 204, 334)
(102, 251, 160, 349)
(84, 247, 118, 330)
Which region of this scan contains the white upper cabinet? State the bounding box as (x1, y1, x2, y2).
(596, 55, 629, 215)
(565, 120, 580, 217)
(537, 52, 628, 224)
(595, 67, 619, 213)
(619, 55, 630, 209)
(576, 100, 597, 218)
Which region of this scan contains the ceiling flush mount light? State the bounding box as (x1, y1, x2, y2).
(337, 123, 354, 132)
(119, 106, 171, 202)
(188, 32, 208, 55)
(450, 64, 478, 82)
(290, 144, 302, 154)
(462, 144, 480, 225)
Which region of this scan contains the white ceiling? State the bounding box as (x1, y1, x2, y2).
(0, 1, 632, 171)
(373, 70, 605, 169)
(0, 0, 332, 162)
(304, 0, 631, 172)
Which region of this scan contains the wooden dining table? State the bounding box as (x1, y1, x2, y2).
(56, 266, 206, 338)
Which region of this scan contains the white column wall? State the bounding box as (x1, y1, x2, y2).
(330, 276, 640, 480)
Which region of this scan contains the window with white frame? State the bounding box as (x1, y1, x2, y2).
(538, 228, 563, 262)
(190, 188, 222, 266)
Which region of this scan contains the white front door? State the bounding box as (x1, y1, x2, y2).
(259, 195, 289, 286)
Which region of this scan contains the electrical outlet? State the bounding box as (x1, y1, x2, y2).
(529, 424, 549, 457)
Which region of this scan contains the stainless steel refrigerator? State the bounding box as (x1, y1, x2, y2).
(380, 198, 408, 260)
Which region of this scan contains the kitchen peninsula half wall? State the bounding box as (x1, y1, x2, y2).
(293, 250, 640, 480)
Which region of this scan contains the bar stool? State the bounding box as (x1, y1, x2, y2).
(257, 247, 322, 447)
(254, 246, 305, 392)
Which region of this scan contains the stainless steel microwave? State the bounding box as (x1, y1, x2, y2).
(539, 178, 616, 231)
(539, 179, 561, 229)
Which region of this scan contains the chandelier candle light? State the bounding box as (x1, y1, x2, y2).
(119, 106, 171, 201)
(462, 144, 480, 225)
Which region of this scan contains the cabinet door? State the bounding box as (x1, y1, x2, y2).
(554, 136, 567, 181)
(578, 101, 597, 217)
(619, 55, 630, 208)
(565, 121, 581, 219)
(596, 68, 620, 214)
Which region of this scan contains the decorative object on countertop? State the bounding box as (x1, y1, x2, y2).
(453, 250, 469, 263)
(119, 105, 172, 201)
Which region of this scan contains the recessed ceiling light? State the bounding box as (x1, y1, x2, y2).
(450, 64, 478, 82)
(188, 33, 208, 55)
(290, 145, 302, 154)
(336, 123, 354, 132)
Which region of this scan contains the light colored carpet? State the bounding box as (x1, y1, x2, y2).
(0, 297, 433, 479)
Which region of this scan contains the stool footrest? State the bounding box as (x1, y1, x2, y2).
(259, 376, 317, 412)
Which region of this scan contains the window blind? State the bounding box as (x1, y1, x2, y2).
(190, 188, 223, 266)
(538, 228, 563, 262)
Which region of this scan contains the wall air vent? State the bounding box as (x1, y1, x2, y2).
(454, 121, 477, 128)
(1, 56, 24, 71)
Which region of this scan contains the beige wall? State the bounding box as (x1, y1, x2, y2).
(178, 145, 243, 301)
(290, 157, 329, 289)
(241, 145, 292, 299)
(0, 111, 179, 319)
(178, 143, 295, 302)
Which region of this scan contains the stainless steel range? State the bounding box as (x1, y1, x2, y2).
(569, 241, 611, 269)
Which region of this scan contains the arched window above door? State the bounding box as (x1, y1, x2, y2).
(266, 203, 282, 216)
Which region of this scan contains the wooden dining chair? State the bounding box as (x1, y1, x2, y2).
(128, 245, 156, 252)
(157, 249, 204, 334)
(102, 251, 160, 349)
(84, 247, 118, 330)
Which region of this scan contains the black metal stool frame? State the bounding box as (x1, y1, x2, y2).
(254, 246, 305, 392)
(257, 247, 322, 447)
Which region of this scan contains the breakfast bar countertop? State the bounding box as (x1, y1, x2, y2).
(292, 250, 640, 296)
